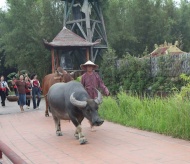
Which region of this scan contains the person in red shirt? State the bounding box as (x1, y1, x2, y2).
(15, 75, 28, 112)
(30, 74, 41, 109)
(80, 60, 109, 98)
(80, 60, 109, 131)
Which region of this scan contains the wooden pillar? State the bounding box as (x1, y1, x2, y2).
(86, 48, 90, 61)
(55, 49, 60, 68)
(51, 48, 55, 73)
(56, 50, 60, 68)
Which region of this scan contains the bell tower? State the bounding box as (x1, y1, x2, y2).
(61, 0, 108, 62)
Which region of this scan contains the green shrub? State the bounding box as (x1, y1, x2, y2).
(100, 49, 184, 96)
(75, 76, 81, 82)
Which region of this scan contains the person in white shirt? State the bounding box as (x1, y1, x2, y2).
(0, 75, 11, 107)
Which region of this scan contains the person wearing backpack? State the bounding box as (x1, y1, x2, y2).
(30, 74, 41, 110)
(0, 75, 11, 107)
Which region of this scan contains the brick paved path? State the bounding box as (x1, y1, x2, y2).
(1, 99, 190, 164)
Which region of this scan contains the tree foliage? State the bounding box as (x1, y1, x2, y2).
(1, 0, 190, 79)
(0, 0, 64, 79)
(105, 0, 190, 57)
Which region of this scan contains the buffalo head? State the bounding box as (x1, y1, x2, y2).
(70, 89, 104, 126)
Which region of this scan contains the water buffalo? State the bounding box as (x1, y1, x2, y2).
(47, 81, 104, 144)
(42, 67, 73, 117)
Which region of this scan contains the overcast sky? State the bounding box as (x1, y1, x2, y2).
(0, 0, 6, 7)
(0, 0, 7, 10)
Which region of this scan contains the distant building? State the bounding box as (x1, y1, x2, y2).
(149, 41, 190, 77)
(150, 41, 185, 57)
(117, 41, 190, 77)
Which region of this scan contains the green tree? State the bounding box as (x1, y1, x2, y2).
(105, 0, 138, 56)
(104, 0, 186, 57)
(0, 0, 64, 79)
(177, 0, 190, 51)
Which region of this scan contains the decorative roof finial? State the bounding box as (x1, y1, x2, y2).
(164, 40, 167, 47)
(154, 44, 158, 48)
(174, 41, 179, 47)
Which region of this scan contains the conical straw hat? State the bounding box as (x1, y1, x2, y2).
(80, 60, 99, 70)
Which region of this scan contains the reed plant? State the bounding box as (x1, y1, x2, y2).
(99, 92, 190, 140)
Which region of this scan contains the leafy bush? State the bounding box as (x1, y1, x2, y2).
(100, 48, 120, 94)
(75, 76, 81, 82)
(175, 74, 190, 100)
(100, 49, 184, 96)
(7, 72, 18, 79)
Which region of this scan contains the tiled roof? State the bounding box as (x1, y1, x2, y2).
(43, 27, 99, 49)
(150, 45, 185, 57)
(151, 47, 168, 56)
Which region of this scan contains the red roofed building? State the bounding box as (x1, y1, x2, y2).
(150, 41, 185, 57)
(149, 41, 189, 77)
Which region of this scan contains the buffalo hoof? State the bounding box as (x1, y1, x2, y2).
(74, 133, 79, 139)
(56, 131, 63, 136)
(45, 113, 49, 117)
(79, 137, 87, 145)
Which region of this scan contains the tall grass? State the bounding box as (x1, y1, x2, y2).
(99, 92, 190, 140)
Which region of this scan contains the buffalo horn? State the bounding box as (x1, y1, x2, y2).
(70, 92, 87, 108)
(94, 89, 102, 105)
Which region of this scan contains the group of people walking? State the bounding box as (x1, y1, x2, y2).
(0, 73, 41, 112)
(1, 60, 109, 114)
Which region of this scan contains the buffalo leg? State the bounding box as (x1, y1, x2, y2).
(74, 127, 84, 139)
(53, 116, 62, 136)
(70, 117, 87, 144)
(45, 97, 49, 117)
(75, 125, 87, 144)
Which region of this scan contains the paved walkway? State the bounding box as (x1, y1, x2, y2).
(1, 99, 190, 164)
